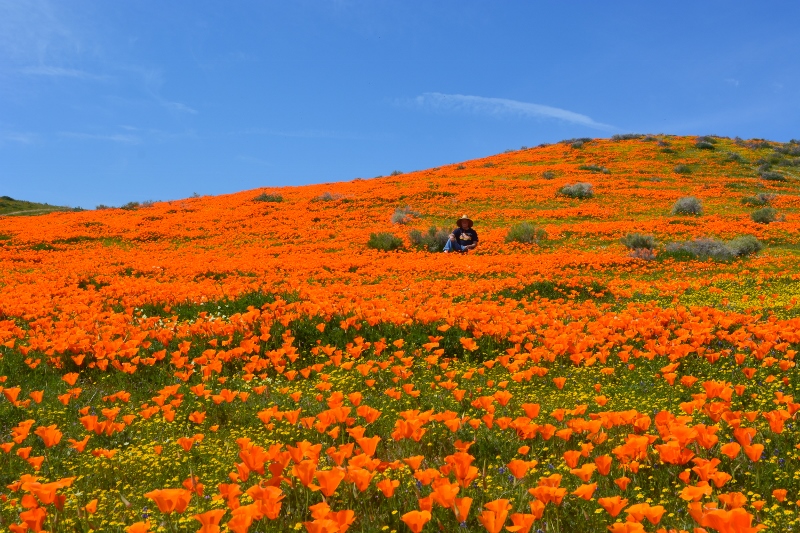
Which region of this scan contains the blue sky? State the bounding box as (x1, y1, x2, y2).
(2, 1, 799, 208)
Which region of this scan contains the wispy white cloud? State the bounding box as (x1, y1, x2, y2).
(410, 92, 614, 130)
(232, 128, 366, 140)
(21, 65, 110, 81)
(236, 155, 272, 167)
(58, 131, 141, 144)
(0, 131, 36, 144)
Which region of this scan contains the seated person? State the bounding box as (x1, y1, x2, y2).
(443, 215, 478, 253)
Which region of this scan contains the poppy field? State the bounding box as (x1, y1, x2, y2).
(2, 135, 800, 533)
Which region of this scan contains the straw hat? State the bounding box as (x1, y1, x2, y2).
(456, 214, 473, 228)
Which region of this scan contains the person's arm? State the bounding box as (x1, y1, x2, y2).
(467, 231, 478, 250)
(449, 228, 459, 241)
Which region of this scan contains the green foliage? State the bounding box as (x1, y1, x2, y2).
(498, 280, 613, 302)
(390, 170, 404, 176)
(673, 164, 692, 174)
(671, 196, 703, 216)
(578, 164, 610, 174)
(611, 134, 645, 141)
(620, 233, 655, 250)
(759, 170, 787, 182)
(664, 235, 763, 261)
(559, 182, 594, 199)
(750, 206, 778, 224)
(253, 193, 284, 203)
(728, 235, 764, 256)
(741, 193, 775, 206)
(120, 201, 140, 210)
(409, 226, 450, 252)
(391, 206, 421, 225)
(504, 222, 546, 244)
(541, 171, 556, 180)
(367, 232, 404, 251)
(0, 196, 72, 216)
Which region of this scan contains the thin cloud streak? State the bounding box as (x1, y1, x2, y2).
(231, 128, 368, 140)
(0, 131, 36, 144)
(412, 92, 614, 130)
(21, 65, 110, 81)
(58, 131, 141, 144)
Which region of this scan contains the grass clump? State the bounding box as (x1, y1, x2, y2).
(759, 170, 787, 182)
(664, 235, 763, 261)
(741, 193, 775, 206)
(314, 192, 341, 202)
(671, 196, 703, 216)
(505, 222, 546, 244)
(391, 206, 421, 225)
(542, 171, 556, 180)
(750, 207, 778, 224)
(578, 164, 610, 174)
(409, 226, 450, 252)
(673, 164, 692, 174)
(254, 193, 283, 203)
(612, 134, 645, 141)
(367, 232, 404, 251)
(559, 182, 594, 199)
(620, 233, 655, 250)
(728, 235, 764, 256)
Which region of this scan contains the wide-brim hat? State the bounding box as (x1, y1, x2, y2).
(456, 214, 473, 228)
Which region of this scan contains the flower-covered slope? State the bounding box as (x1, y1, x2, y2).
(1, 135, 800, 533)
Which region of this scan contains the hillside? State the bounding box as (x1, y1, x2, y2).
(1, 134, 800, 532)
(0, 195, 79, 217)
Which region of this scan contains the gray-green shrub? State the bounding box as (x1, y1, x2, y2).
(673, 164, 692, 174)
(671, 196, 703, 216)
(620, 233, 655, 250)
(409, 226, 450, 252)
(741, 193, 775, 206)
(505, 222, 547, 244)
(254, 193, 283, 203)
(391, 206, 421, 225)
(728, 235, 764, 256)
(367, 232, 404, 251)
(750, 207, 777, 224)
(559, 182, 594, 199)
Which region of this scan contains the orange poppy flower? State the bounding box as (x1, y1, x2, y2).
(193, 509, 226, 533)
(144, 488, 192, 514)
(400, 510, 431, 533)
(597, 496, 628, 517)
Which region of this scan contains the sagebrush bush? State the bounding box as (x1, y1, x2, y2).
(542, 171, 555, 180)
(578, 164, 610, 174)
(673, 164, 692, 174)
(367, 232, 404, 251)
(665, 238, 735, 261)
(559, 182, 594, 199)
(611, 134, 644, 141)
(759, 170, 787, 182)
(665, 236, 763, 261)
(620, 233, 655, 250)
(671, 196, 703, 216)
(391, 206, 421, 225)
(741, 193, 775, 206)
(629, 248, 656, 261)
(695, 141, 715, 150)
(409, 226, 450, 252)
(315, 192, 340, 202)
(120, 202, 140, 210)
(750, 207, 778, 224)
(505, 222, 547, 244)
(253, 193, 283, 203)
(728, 235, 764, 257)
